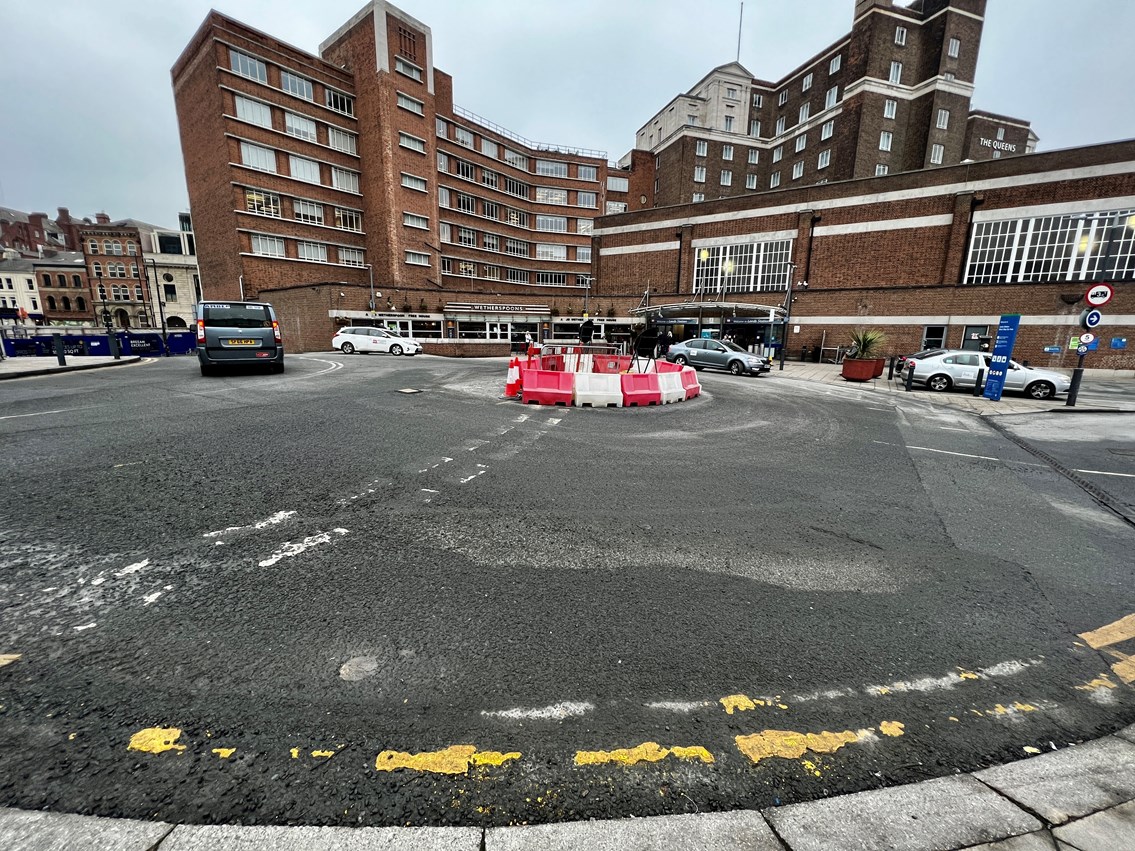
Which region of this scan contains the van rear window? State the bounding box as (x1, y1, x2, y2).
(202, 304, 271, 328)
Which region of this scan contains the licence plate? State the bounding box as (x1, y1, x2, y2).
(227, 339, 258, 346)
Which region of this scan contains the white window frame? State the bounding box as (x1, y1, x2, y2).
(328, 127, 357, 155)
(230, 51, 266, 83)
(339, 248, 365, 267)
(770, 172, 781, 188)
(747, 149, 758, 165)
(930, 143, 945, 165)
(721, 144, 733, 161)
(884, 99, 897, 120)
(795, 134, 807, 153)
(772, 145, 783, 163)
(695, 139, 708, 156)
(235, 95, 271, 128)
(825, 86, 838, 110)
(395, 57, 423, 81)
(397, 92, 424, 115)
(251, 234, 284, 257)
(802, 72, 813, 92)
(289, 154, 321, 184)
(745, 174, 758, 189)
(876, 164, 889, 176)
(720, 169, 732, 186)
(401, 172, 427, 192)
(332, 167, 359, 193)
(937, 109, 950, 130)
(895, 26, 907, 46)
(818, 149, 831, 169)
(240, 141, 276, 173)
(403, 212, 429, 229)
(405, 251, 431, 267)
(335, 208, 362, 231)
(293, 199, 324, 224)
(879, 131, 893, 152)
(285, 112, 317, 142)
(775, 116, 786, 135)
(297, 240, 327, 263)
(829, 54, 841, 74)
(799, 103, 810, 123)
(281, 70, 313, 102)
(889, 61, 903, 84)
(821, 119, 834, 141)
(948, 37, 960, 58)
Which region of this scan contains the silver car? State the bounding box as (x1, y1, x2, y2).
(896, 349, 1071, 399)
(665, 339, 771, 376)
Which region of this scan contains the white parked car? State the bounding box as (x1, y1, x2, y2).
(895, 349, 1071, 399)
(332, 326, 422, 356)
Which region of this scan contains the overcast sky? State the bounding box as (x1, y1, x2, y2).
(3, 0, 1132, 229)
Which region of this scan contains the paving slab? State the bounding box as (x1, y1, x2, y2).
(763, 775, 1041, 851)
(966, 830, 1060, 849)
(160, 823, 481, 850)
(975, 737, 1135, 825)
(1117, 723, 1135, 745)
(1052, 799, 1135, 851)
(486, 810, 783, 850)
(0, 807, 172, 851)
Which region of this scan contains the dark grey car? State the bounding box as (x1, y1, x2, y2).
(666, 338, 771, 376)
(196, 301, 284, 376)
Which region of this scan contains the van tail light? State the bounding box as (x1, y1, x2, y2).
(196, 319, 206, 344)
(272, 320, 282, 343)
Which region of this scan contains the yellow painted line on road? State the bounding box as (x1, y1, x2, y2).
(1079, 613, 1135, 650)
(735, 722, 904, 765)
(1075, 674, 1117, 691)
(0, 654, 21, 668)
(1104, 650, 1135, 685)
(212, 748, 236, 759)
(574, 742, 714, 767)
(721, 694, 764, 714)
(128, 727, 187, 755)
(375, 745, 520, 775)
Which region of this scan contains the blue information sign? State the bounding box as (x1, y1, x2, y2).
(983, 314, 1021, 402)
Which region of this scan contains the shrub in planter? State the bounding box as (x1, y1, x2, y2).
(841, 327, 887, 382)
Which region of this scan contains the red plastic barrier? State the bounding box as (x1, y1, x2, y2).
(656, 360, 682, 373)
(521, 369, 574, 406)
(540, 354, 565, 372)
(621, 373, 662, 406)
(593, 355, 623, 374)
(680, 367, 701, 399)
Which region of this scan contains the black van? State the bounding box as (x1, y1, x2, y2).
(196, 301, 285, 376)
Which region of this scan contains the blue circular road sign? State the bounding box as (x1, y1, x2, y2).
(1085, 309, 1103, 329)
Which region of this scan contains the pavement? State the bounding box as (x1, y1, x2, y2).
(1, 352, 1133, 850)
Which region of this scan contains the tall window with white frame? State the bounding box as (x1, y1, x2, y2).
(889, 61, 903, 84)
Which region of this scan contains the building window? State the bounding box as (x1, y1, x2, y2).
(726, 86, 738, 99)
(482, 169, 498, 189)
(829, 54, 841, 74)
(749, 119, 761, 137)
(997, 127, 1006, 141)
(483, 233, 499, 251)
(876, 164, 889, 175)
(72, 274, 82, 287)
(745, 174, 758, 189)
(245, 189, 281, 217)
(536, 159, 569, 177)
(405, 251, 430, 266)
(778, 89, 788, 106)
(395, 57, 422, 81)
(235, 95, 272, 127)
(289, 154, 321, 184)
(504, 176, 530, 199)
(687, 114, 699, 126)
(576, 245, 591, 262)
(825, 86, 838, 109)
(503, 149, 529, 170)
(505, 238, 529, 257)
(606, 201, 628, 214)
(240, 141, 276, 173)
(578, 165, 598, 181)
(818, 149, 831, 169)
(607, 175, 630, 192)
(457, 227, 476, 247)
(297, 241, 327, 262)
(339, 248, 364, 266)
(401, 172, 427, 192)
(695, 139, 708, 156)
(88, 240, 99, 254)
(752, 93, 763, 108)
(775, 116, 786, 135)
(577, 219, 593, 235)
(798, 103, 811, 125)
(693, 193, 705, 202)
(456, 160, 475, 180)
(251, 234, 285, 257)
(536, 243, 567, 261)
(455, 127, 474, 149)
(285, 112, 317, 141)
(439, 223, 451, 243)
(993, 150, 1001, 159)
(895, 26, 907, 46)
(398, 131, 426, 153)
(333, 168, 360, 193)
(577, 191, 597, 209)
(325, 89, 354, 116)
(720, 170, 732, 186)
(480, 137, 498, 158)
(397, 92, 424, 115)
(802, 72, 813, 92)
(948, 37, 961, 58)
(693, 238, 794, 294)
(536, 186, 568, 205)
(770, 172, 781, 188)
(879, 131, 893, 151)
(537, 215, 567, 232)
(747, 149, 759, 165)
(937, 109, 950, 130)
(792, 162, 804, 180)
(506, 208, 528, 227)
(329, 128, 358, 155)
(505, 268, 528, 284)
(772, 145, 783, 162)
(930, 143, 945, 164)
(281, 71, 313, 101)
(335, 208, 362, 231)
(821, 119, 834, 140)
(889, 61, 903, 84)
(293, 199, 324, 224)
(724, 115, 734, 132)
(795, 134, 807, 152)
(230, 51, 267, 83)
(884, 99, 897, 119)
(403, 212, 428, 229)
(456, 193, 475, 213)
(483, 200, 498, 219)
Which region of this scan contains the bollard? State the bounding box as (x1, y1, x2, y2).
(53, 334, 67, 367)
(904, 362, 915, 391)
(972, 368, 984, 396)
(887, 356, 896, 380)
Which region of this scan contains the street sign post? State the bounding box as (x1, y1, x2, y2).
(982, 314, 1020, 402)
(1082, 309, 1103, 329)
(1085, 283, 1114, 307)
(1079, 332, 1095, 344)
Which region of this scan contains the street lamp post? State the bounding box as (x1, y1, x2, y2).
(366, 263, 375, 311)
(147, 258, 169, 356)
(777, 263, 799, 371)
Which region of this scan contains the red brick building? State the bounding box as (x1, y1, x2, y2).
(78, 215, 155, 329)
(594, 139, 1135, 370)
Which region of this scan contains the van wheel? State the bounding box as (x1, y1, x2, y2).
(390, 344, 403, 356)
(271, 363, 285, 374)
(200, 363, 213, 377)
(340, 342, 355, 355)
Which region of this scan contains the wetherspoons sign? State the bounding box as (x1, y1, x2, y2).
(444, 302, 549, 313)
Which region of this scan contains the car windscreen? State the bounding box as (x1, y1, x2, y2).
(909, 349, 946, 359)
(201, 304, 272, 328)
(721, 341, 747, 352)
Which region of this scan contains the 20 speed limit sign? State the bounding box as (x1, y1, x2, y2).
(1086, 283, 1114, 307)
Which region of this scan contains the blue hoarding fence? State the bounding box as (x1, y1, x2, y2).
(1, 331, 197, 359)
(982, 314, 1021, 402)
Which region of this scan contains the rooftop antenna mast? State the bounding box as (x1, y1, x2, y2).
(736, 1, 744, 62)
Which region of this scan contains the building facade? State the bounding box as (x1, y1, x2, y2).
(593, 139, 1135, 370)
(636, 0, 1038, 207)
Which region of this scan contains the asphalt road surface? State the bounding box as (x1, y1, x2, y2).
(1, 353, 1133, 829)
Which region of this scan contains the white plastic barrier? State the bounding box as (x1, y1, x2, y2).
(657, 371, 685, 404)
(573, 372, 623, 408)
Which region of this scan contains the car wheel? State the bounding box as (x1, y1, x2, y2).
(390, 344, 403, 356)
(674, 355, 688, 366)
(270, 363, 285, 374)
(1026, 380, 1055, 400)
(927, 373, 952, 392)
(341, 342, 355, 355)
(728, 360, 744, 376)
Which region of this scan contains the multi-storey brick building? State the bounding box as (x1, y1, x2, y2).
(78, 215, 155, 329)
(172, 2, 631, 350)
(637, 0, 1038, 206)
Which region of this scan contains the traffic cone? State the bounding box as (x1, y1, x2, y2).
(504, 357, 521, 397)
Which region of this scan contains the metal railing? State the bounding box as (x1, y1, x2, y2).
(452, 105, 607, 160)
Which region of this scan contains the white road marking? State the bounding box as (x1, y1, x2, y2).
(259, 529, 348, 567)
(1075, 468, 1135, 479)
(547, 418, 562, 425)
(142, 592, 162, 606)
(203, 510, 296, 538)
(645, 700, 714, 713)
(0, 405, 104, 421)
(115, 559, 149, 578)
(513, 414, 530, 423)
(112, 461, 145, 468)
(74, 623, 97, 632)
(481, 701, 594, 721)
(873, 440, 999, 461)
(420, 488, 440, 494)
(939, 427, 970, 432)
(866, 658, 1043, 695)
(460, 471, 487, 484)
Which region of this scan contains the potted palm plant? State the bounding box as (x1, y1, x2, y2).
(840, 327, 888, 381)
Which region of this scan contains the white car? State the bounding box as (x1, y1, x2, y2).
(895, 349, 1071, 399)
(332, 326, 422, 356)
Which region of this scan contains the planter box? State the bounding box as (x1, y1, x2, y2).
(841, 357, 881, 382)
